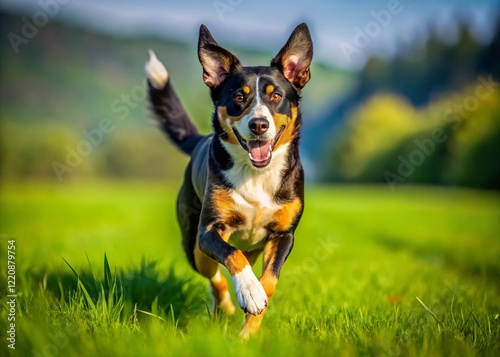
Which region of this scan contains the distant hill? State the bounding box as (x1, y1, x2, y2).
(0, 11, 351, 128)
(0, 11, 210, 130)
(0, 11, 351, 181)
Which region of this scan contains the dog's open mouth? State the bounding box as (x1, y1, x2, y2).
(233, 126, 285, 168)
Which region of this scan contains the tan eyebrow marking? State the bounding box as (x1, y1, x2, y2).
(265, 85, 275, 94)
(243, 86, 251, 94)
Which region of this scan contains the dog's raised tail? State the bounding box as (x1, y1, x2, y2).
(145, 50, 203, 155)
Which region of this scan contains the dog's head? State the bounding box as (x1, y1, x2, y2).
(198, 24, 313, 168)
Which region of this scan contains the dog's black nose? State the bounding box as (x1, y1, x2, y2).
(248, 118, 269, 136)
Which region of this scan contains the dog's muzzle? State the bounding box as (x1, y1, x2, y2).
(233, 125, 285, 168)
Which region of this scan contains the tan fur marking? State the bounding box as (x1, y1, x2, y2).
(194, 244, 218, 279)
(211, 188, 245, 231)
(243, 86, 251, 94)
(259, 271, 278, 298)
(211, 281, 228, 299)
(240, 312, 266, 339)
(193, 250, 235, 315)
(210, 270, 235, 314)
(265, 84, 275, 94)
(211, 187, 235, 213)
(239, 245, 280, 338)
(217, 106, 251, 144)
(262, 240, 277, 272)
(273, 105, 299, 151)
(271, 197, 302, 232)
(225, 251, 250, 275)
(239, 272, 277, 338)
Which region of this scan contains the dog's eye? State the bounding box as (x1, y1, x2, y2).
(271, 93, 282, 102)
(234, 94, 244, 103)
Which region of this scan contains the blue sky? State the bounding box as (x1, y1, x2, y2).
(1, 0, 499, 68)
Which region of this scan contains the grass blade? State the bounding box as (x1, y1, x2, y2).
(416, 296, 444, 329)
(470, 309, 486, 335)
(136, 309, 168, 323)
(104, 253, 112, 292)
(61, 256, 79, 279)
(78, 279, 96, 311)
(461, 310, 473, 332)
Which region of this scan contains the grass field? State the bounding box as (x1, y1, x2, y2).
(1, 181, 499, 356)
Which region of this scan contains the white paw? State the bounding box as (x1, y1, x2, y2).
(232, 266, 268, 315)
(145, 49, 169, 89)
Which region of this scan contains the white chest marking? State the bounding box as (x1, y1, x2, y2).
(223, 144, 290, 251)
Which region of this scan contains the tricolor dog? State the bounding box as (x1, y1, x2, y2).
(145, 23, 313, 338)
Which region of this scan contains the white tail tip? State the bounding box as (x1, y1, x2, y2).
(145, 49, 169, 89)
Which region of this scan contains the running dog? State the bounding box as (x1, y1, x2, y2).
(145, 23, 313, 338)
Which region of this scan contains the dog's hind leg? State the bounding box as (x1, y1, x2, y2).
(177, 164, 236, 315)
(194, 245, 236, 315)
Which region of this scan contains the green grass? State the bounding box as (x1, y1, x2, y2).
(1, 182, 499, 356)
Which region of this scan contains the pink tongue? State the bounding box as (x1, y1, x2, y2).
(247, 140, 272, 161)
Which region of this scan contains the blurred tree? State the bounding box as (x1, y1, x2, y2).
(321, 94, 416, 183)
(321, 83, 500, 189)
(446, 91, 500, 189)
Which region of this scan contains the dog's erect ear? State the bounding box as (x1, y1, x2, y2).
(198, 25, 242, 88)
(271, 23, 313, 91)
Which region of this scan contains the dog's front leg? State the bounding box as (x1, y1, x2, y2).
(198, 227, 268, 316)
(240, 232, 294, 339)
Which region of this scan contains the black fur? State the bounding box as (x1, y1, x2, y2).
(148, 79, 204, 155)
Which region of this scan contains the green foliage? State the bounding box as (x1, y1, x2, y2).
(322, 94, 417, 182)
(322, 83, 500, 189)
(0, 123, 190, 182)
(0, 182, 499, 356)
(447, 93, 500, 188)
